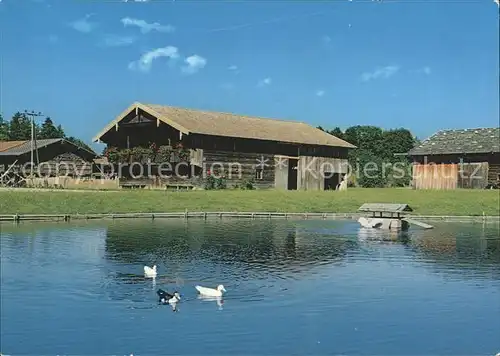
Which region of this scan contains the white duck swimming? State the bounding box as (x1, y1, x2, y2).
(144, 265, 157, 278)
(195, 284, 226, 297)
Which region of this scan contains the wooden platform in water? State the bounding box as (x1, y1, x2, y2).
(358, 203, 434, 230)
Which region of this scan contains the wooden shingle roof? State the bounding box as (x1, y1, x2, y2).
(93, 102, 356, 148)
(0, 138, 97, 158)
(0, 139, 63, 156)
(0, 140, 25, 153)
(408, 127, 500, 156)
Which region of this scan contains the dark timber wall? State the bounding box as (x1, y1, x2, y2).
(202, 149, 275, 189)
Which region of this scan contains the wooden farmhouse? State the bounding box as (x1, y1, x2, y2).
(408, 127, 500, 189)
(92, 102, 356, 190)
(0, 138, 97, 186)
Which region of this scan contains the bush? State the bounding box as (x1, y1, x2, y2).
(204, 174, 227, 190)
(234, 178, 255, 190)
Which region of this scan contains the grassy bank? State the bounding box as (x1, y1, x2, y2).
(0, 188, 499, 216)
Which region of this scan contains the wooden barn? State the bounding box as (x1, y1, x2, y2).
(408, 127, 500, 189)
(0, 138, 97, 186)
(92, 102, 356, 190)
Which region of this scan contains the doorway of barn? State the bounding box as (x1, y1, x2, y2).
(287, 158, 298, 190)
(324, 172, 341, 190)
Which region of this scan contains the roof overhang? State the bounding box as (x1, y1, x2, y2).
(92, 102, 191, 143)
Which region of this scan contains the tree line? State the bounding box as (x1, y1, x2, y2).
(0, 112, 94, 153)
(317, 125, 418, 188)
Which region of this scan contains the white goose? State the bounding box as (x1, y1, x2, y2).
(195, 284, 226, 297)
(144, 265, 157, 278)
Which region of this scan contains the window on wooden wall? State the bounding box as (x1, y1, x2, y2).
(255, 168, 264, 180)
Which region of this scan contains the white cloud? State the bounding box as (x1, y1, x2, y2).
(121, 17, 175, 34)
(361, 65, 400, 82)
(258, 77, 272, 86)
(70, 14, 96, 33)
(181, 55, 207, 74)
(316, 90, 325, 97)
(101, 34, 136, 47)
(128, 46, 179, 72)
(228, 65, 238, 71)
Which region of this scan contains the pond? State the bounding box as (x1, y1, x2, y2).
(1, 218, 499, 355)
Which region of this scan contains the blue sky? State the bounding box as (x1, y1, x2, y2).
(0, 0, 498, 149)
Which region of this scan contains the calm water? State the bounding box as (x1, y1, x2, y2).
(1, 218, 499, 355)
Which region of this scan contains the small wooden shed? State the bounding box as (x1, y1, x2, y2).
(0, 138, 97, 178)
(408, 127, 500, 189)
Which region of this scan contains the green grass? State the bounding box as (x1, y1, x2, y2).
(0, 188, 499, 216)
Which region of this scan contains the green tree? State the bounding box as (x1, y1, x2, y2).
(39, 117, 64, 139)
(8, 112, 33, 140)
(56, 124, 65, 138)
(329, 127, 344, 141)
(0, 114, 9, 140)
(382, 128, 415, 159)
(343, 125, 384, 149)
(349, 149, 385, 188)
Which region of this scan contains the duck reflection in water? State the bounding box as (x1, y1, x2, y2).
(197, 295, 224, 310)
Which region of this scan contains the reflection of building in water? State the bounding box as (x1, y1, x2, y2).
(104, 219, 352, 278)
(407, 224, 500, 280)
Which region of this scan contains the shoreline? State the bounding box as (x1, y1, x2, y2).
(2, 188, 498, 218)
(1, 211, 499, 223)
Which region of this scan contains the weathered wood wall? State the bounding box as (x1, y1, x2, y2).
(190, 149, 203, 167)
(413, 164, 458, 189)
(202, 149, 275, 189)
(487, 163, 500, 185)
(297, 156, 348, 191)
(101, 109, 182, 148)
(0, 153, 95, 177)
(413, 162, 492, 189)
(457, 162, 489, 189)
(274, 155, 291, 190)
(412, 152, 500, 189)
(37, 152, 93, 177)
(188, 133, 350, 159)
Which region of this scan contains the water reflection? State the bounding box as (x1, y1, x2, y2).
(1, 219, 499, 355)
(357, 226, 411, 243)
(197, 295, 224, 310)
(406, 223, 500, 281)
(103, 219, 352, 279)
